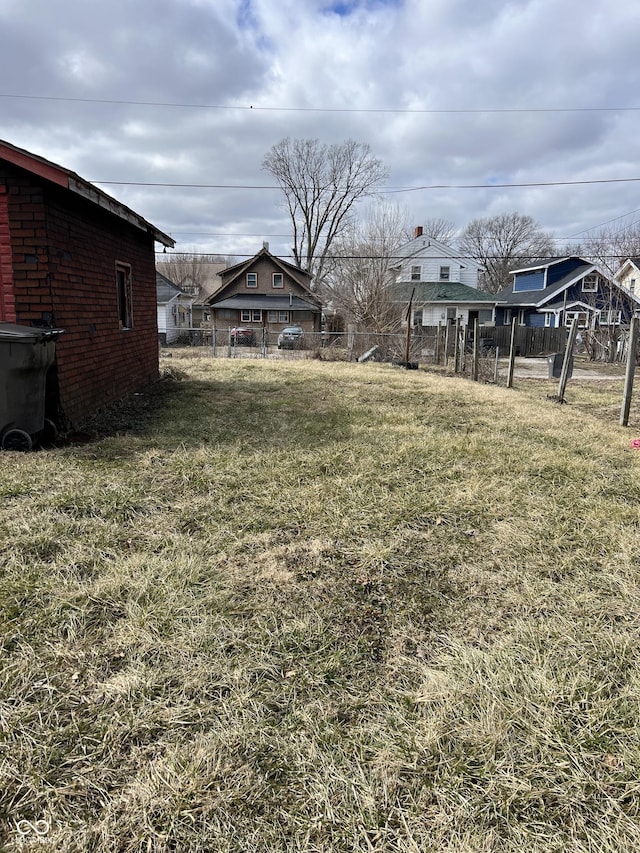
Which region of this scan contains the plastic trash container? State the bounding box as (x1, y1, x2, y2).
(0, 322, 63, 451)
(547, 351, 573, 379)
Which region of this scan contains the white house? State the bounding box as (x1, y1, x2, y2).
(390, 227, 494, 328)
(156, 271, 194, 344)
(614, 257, 640, 296)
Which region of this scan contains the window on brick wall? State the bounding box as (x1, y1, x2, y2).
(116, 262, 133, 329)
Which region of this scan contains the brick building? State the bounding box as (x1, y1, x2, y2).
(0, 140, 173, 427)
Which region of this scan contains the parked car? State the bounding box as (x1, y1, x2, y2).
(230, 326, 255, 346)
(277, 326, 304, 349)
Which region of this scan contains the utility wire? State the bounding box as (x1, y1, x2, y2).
(2, 92, 640, 114)
(95, 176, 640, 192)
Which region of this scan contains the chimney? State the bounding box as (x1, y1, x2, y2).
(263, 241, 269, 252)
(414, 226, 423, 239)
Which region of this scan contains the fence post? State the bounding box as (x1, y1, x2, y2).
(620, 316, 639, 426)
(444, 323, 450, 369)
(435, 322, 442, 365)
(506, 318, 517, 388)
(453, 317, 461, 373)
(557, 316, 579, 401)
(472, 318, 479, 381)
(493, 346, 500, 383)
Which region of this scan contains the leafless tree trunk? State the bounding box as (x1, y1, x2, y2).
(262, 138, 388, 288)
(321, 202, 408, 332)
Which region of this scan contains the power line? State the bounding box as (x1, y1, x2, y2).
(2, 92, 640, 114)
(95, 176, 640, 192)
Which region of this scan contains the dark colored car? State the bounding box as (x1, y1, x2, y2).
(277, 326, 304, 349)
(230, 326, 255, 346)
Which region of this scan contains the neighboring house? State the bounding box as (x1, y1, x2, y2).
(390, 227, 493, 327)
(614, 258, 640, 296)
(169, 262, 227, 328)
(392, 281, 497, 329)
(494, 256, 640, 329)
(208, 243, 322, 337)
(0, 139, 174, 427)
(156, 272, 194, 345)
(391, 227, 484, 290)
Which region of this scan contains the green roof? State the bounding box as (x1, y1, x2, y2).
(392, 281, 497, 303)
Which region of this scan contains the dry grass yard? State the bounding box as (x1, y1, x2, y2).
(2, 350, 640, 851)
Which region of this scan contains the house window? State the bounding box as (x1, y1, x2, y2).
(241, 309, 262, 323)
(272, 273, 284, 288)
(630, 278, 636, 293)
(565, 310, 589, 328)
(411, 265, 421, 281)
(413, 309, 423, 326)
(439, 266, 450, 281)
(504, 309, 512, 326)
(241, 309, 251, 322)
(203, 310, 211, 323)
(544, 313, 552, 327)
(600, 309, 622, 325)
(116, 262, 133, 329)
(246, 272, 258, 288)
(279, 311, 289, 322)
(518, 309, 526, 325)
(267, 311, 277, 322)
(582, 273, 598, 292)
(252, 309, 262, 322)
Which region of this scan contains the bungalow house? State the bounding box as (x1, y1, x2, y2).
(207, 244, 322, 340)
(390, 228, 495, 327)
(494, 256, 640, 329)
(156, 272, 194, 345)
(614, 258, 640, 296)
(0, 139, 174, 427)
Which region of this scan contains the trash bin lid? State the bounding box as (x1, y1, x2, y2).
(0, 322, 64, 343)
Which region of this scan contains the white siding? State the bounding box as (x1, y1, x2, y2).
(395, 239, 480, 288)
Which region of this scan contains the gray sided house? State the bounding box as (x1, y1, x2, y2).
(208, 245, 322, 336)
(156, 272, 194, 345)
(494, 257, 640, 330)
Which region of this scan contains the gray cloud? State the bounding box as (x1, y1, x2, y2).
(1, 0, 638, 259)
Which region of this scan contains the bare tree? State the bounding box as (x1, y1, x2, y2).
(322, 202, 408, 332)
(262, 138, 388, 287)
(403, 217, 457, 244)
(563, 223, 640, 277)
(156, 252, 234, 295)
(459, 213, 554, 293)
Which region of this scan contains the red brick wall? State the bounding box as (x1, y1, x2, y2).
(0, 186, 16, 322)
(1, 165, 159, 426)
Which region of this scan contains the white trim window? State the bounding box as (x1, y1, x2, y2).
(246, 272, 258, 288)
(241, 309, 251, 322)
(410, 265, 421, 281)
(504, 308, 512, 326)
(518, 309, 526, 325)
(600, 309, 622, 325)
(272, 273, 284, 288)
(439, 266, 450, 281)
(582, 273, 598, 293)
(251, 309, 262, 322)
(565, 310, 589, 328)
(279, 311, 289, 322)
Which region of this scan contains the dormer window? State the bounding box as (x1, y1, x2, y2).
(272, 273, 284, 288)
(582, 273, 598, 292)
(246, 272, 257, 288)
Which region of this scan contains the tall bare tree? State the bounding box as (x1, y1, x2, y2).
(156, 252, 234, 295)
(262, 138, 388, 287)
(322, 202, 408, 332)
(459, 212, 554, 293)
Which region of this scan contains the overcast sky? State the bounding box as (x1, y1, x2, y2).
(2, 0, 640, 261)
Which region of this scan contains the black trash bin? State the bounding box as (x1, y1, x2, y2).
(0, 323, 63, 451)
(547, 351, 573, 379)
